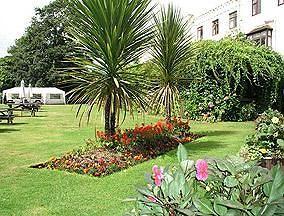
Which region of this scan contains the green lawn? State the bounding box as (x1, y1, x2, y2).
(0, 105, 255, 215)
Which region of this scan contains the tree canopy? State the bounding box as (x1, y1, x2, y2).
(2, 0, 74, 89)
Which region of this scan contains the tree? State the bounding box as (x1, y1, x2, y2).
(6, 0, 74, 88)
(149, 4, 193, 120)
(0, 56, 13, 92)
(67, 0, 155, 135)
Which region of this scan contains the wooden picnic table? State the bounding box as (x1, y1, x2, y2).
(6, 102, 41, 117)
(0, 110, 15, 124)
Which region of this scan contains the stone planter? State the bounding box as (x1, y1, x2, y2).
(261, 157, 284, 170)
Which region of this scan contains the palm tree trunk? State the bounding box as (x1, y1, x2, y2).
(110, 96, 117, 135)
(105, 95, 111, 135)
(166, 103, 171, 122)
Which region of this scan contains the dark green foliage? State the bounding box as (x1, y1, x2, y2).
(0, 56, 14, 92)
(4, 0, 74, 88)
(182, 36, 284, 121)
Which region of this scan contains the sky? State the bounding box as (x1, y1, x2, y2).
(0, 0, 226, 57)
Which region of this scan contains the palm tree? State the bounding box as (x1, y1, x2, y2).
(66, 0, 155, 135)
(150, 4, 193, 120)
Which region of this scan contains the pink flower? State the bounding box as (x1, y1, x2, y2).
(152, 165, 164, 186)
(195, 159, 208, 181)
(147, 195, 157, 203)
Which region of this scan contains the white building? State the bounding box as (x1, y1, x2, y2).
(3, 87, 66, 105)
(192, 0, 284, 54)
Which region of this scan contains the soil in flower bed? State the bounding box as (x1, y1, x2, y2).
(31, 133, 202, 177)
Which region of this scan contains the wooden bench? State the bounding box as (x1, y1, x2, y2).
(0, 110, 15, 124)
(7, 103, 41, 117)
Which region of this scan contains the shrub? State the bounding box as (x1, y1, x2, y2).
(182, 82, 257, 122)
(181, 36, 284, 122)
(240, 109, 284, 161)
(127, 145, 284, 215)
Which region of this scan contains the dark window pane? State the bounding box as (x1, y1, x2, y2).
(50, 94, 61, 99)
(229, 11, 237, 29)
(197, 26, 203, 39)
(212, 19, 219, 35)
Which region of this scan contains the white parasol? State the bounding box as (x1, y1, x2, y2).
(27, 83, 32, 102)
(19, 80, 25, 102)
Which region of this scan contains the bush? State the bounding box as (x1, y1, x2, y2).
(181, 36, 284, 122)
(127, 145, 284, 215)
(182, 82, 257, 122)
(240, 109, 284, 161)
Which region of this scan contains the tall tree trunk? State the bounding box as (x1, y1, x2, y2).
(110, 96, 117, 135)
(104, 95, 111, 135)
(166, 103, 171, 122)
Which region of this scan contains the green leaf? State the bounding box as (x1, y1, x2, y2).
(259, 165, 284, 215)
(214, 199, 227, 216)
(267, 165, 284, 204)
(226, 209, 243, 216)
(180, 160, 194, 173)
(217, 200, 245, 210)
(224, 176, 239, 188)
(175, 208, 194, 215)
(277, 139, 284, 149)
(259, 205, 278, 216)
(193, 198, 217, 215)
(216, 159, 236, 174)
(177, 144, 188, 162)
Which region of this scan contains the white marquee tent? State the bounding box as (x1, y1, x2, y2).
(3, 87, 66, 105)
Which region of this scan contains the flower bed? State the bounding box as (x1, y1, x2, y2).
(32, 118, 201, 177)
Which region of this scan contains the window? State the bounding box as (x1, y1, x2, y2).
(32, 94, 42, 99)
(197, 26, 203, 40)
(252, 0, 261, 16)
(279, 0, 284, 5)
(248, 29, 272, 47)
(11, 94, 20, 99)
(229, 11, 237, 29)
(50, 94, 61, 99)
(212, 19, 219, 36)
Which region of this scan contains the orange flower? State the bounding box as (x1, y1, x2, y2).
(166, 122, 174, 132)
(83, 168, 89, 174)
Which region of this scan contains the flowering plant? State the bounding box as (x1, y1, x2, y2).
(240, 109, 284, 161)
(96, 118, 192, 150)
(127, 144, 284, 215)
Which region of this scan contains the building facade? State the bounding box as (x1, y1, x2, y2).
(192, 0, 284, 54)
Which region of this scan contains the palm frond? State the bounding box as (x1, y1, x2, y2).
(65, 0, 155, 132)
(149, 4, 193, 118)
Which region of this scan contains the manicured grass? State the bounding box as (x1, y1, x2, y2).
(0, 105, 255, 215)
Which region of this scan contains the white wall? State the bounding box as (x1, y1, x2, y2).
(239, 0, 284, 54)
(191, 0, 284, 54)
(192, 0, 240, 41)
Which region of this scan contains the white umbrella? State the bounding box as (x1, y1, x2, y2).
(19, 80, 25, 102)
(27, 84, 32, 102)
